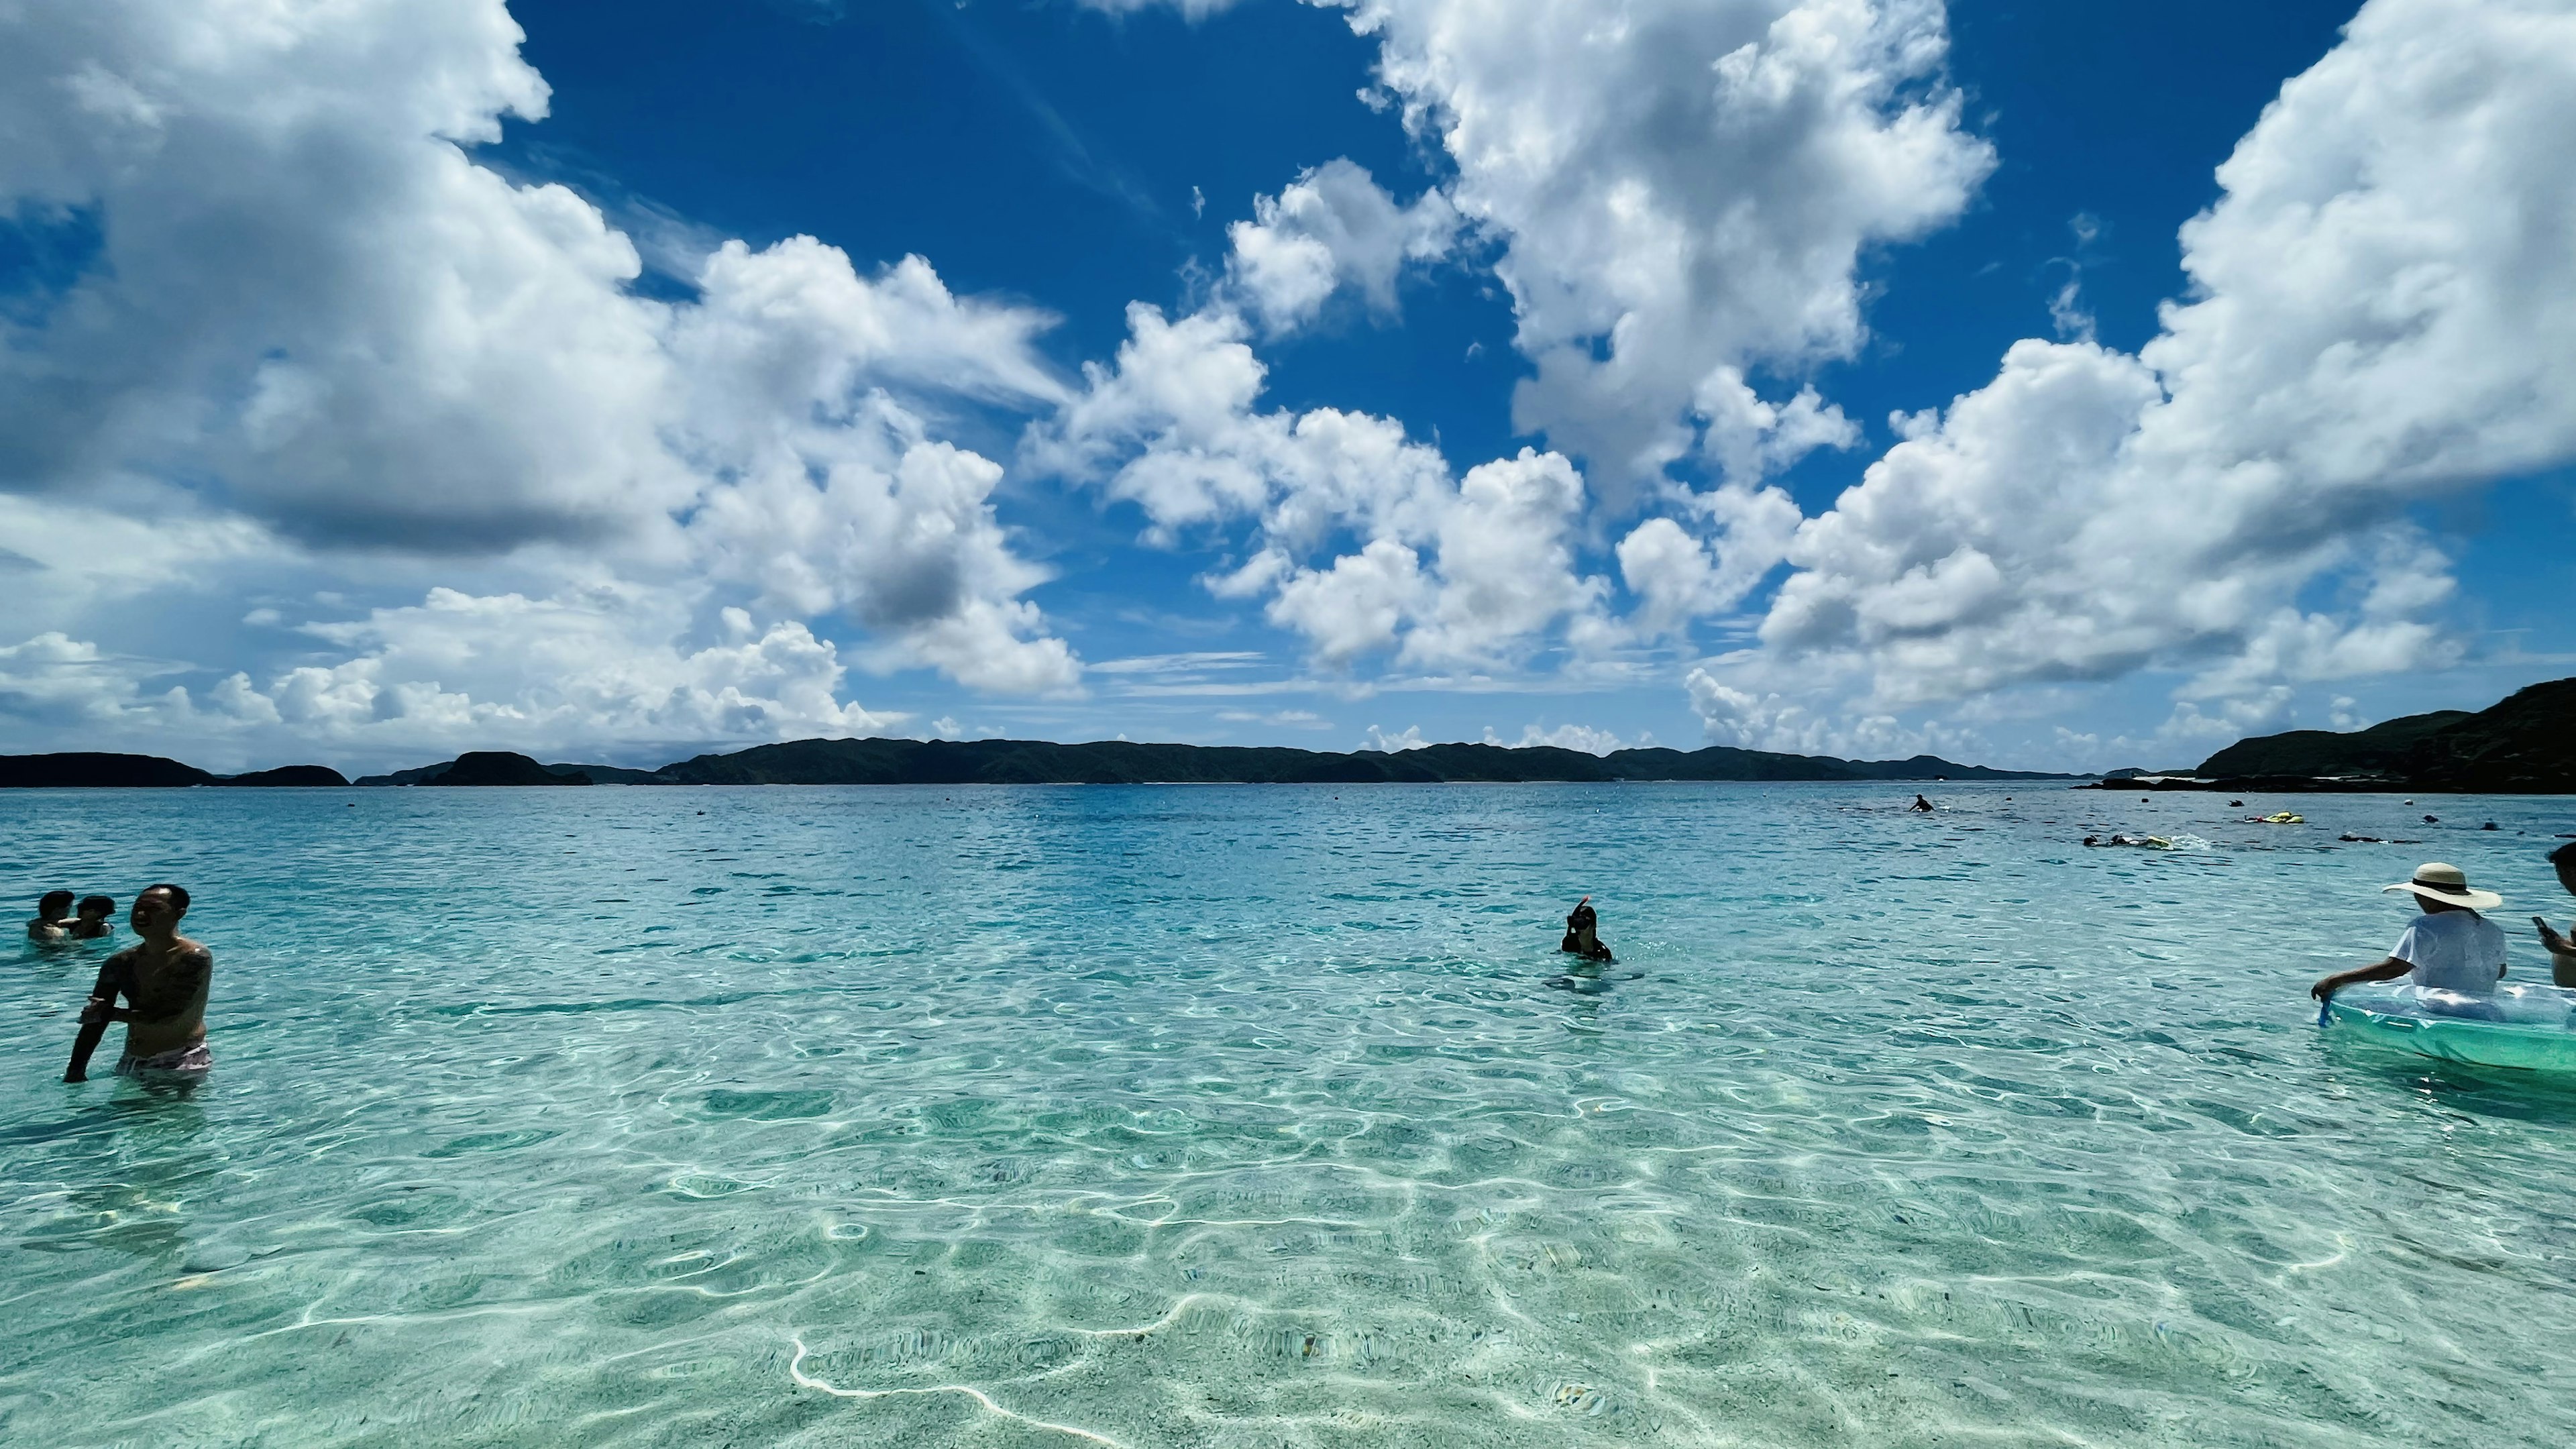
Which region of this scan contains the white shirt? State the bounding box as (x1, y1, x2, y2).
(2390, 910, 2508, 995)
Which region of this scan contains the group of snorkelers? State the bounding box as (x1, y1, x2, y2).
(24, 890, 120, 941)
(2312, 840, 2576, 1002)
(26, 884, 213, 1085)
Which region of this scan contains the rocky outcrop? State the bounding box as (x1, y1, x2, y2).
(10, 737, 2084, 792)
(219, 765, 351, 787)
(421, 751, 592, 786)
(547, 762, 666, 784)
(0, 753, 217, 788)
(2087, 676, 2575, 794)
(2196, 710, 2476, 780)
(2398, 678, 2576, 792)
(646, 737, 2074, 786)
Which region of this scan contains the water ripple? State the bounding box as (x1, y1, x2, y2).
(5, 784, 2575, 1445)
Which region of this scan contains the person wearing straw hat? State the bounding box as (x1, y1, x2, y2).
(2310, 863, 2508, 1004)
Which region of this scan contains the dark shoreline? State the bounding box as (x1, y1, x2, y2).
(11, 673, 2564, 792)
(2082, 776, 2573, 796)
(3, 739, 2077, 790)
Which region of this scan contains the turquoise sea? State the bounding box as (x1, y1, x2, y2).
(6, 782, 2576, 1447)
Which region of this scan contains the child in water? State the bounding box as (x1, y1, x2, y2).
(1548, 897, 1640, 995)
(26, 890, 73, 942)
(1561, 897, 1615, 963)
(67, 896, 116, 940)
(2537, 839, 2576, 987)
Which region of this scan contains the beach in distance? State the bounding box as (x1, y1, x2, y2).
(9, 781, 2576, 1447)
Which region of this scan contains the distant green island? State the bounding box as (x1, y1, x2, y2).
(2089, 676, 2573, 794)
(11, 674, 2564, 792)
(1, 739, 2069, 790)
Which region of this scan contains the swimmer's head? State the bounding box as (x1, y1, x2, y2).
(2553, 838, 2576, 893)
(131, 883, 189, 934)
(76, 894, 113, 920)
(38, 890, 73, 920)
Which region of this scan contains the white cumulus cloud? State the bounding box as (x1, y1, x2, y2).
(0, 632, 194, 731)
(1483, 721, 1651, 755)
(1615, 481, 1807, 640)
(1360, 723, 1431, 751)
(1031, 305, 1609, 672)
(0, 588, 905, 768)
(1060, 0, 1994, 679)
(1758, 0, 2574, 724)
(1684, 665, 1974, 760)
(1226, 158, 1458, 333)
(0, 0, 1080, 765)
(1329, 0, 1992, 496)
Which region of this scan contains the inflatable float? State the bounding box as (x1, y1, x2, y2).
(2321, 982, 2576, 1072)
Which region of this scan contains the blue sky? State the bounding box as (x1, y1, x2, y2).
(3, 0, 2571, 772)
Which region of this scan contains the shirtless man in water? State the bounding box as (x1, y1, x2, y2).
(80, 884, 213, 1081)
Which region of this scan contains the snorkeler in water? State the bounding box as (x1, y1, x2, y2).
(1909, 795, 1935, 812)
(1544, 896, 1640, 994)
(1561, 897, 1611, 961)
(1560, 896, 1615, 963)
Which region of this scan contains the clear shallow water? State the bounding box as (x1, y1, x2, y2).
(5, 782, 2576, 1448)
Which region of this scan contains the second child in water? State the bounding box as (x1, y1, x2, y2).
(67, 895, 115, 940)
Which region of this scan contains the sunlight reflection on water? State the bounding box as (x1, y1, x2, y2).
(5, 783, 2575, 1446)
